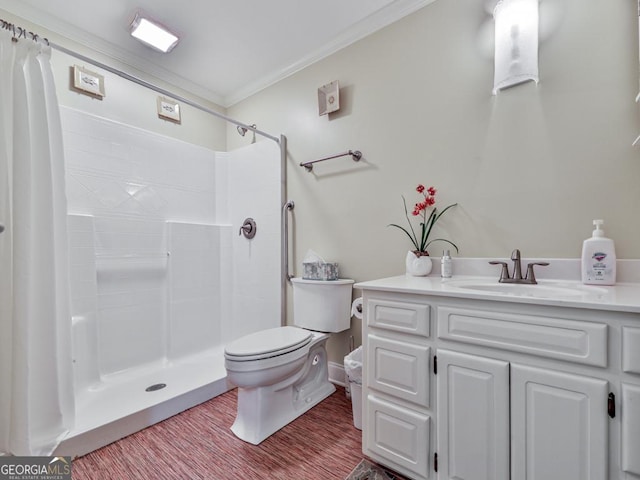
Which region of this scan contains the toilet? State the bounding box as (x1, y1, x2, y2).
(224, 277, 354, 445)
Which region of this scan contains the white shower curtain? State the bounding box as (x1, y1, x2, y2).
(0, 30, 74, 455)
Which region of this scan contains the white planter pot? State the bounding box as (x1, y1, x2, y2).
(405, 250, 432, 276)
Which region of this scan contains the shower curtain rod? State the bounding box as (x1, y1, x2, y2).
(50, 42, 280, 143)
(0, 18, 44, 42)
(0, 17, 278, 143)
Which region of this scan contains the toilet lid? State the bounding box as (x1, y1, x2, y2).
(224, 326, 313, 360)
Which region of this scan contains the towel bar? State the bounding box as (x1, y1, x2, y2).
(300, 150, 362, 172)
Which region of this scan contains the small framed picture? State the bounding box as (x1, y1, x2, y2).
(72, 65, 105, 98)
(157, 97, 181, 123)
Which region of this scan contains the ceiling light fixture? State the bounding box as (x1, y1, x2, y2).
(130, 12, 179, 53)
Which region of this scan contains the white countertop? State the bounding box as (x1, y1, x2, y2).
(354, 274, 640, 314)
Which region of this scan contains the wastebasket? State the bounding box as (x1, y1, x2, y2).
(344, 346, 363, 430)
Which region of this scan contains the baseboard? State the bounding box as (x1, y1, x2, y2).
(328, 361, 346, 387)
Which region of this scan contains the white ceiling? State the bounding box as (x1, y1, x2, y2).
(0, 0, 433, 107)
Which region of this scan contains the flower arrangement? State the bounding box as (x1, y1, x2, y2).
(389, 184, 458, 256)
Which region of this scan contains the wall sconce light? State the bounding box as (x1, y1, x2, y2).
(130, 12, 179, 53)
(492, 0, 539, 94)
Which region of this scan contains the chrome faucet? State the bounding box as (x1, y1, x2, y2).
(489, 249, 549, 284)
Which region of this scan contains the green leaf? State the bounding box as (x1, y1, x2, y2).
(398, 196, 419, 249)
(388, 223, 420, 251)
(425, 238, 459, 253)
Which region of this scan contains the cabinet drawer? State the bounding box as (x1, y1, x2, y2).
(367, 298, 430, 337)
(622, 327, 640, 374)
(365, 395, 430, 480)
(367, 334, 430, 407)
(437, 306, 607, 367)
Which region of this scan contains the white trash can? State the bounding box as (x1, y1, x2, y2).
(344, 346, 363, 430)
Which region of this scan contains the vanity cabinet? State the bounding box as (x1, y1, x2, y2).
(358, 283, 640, 480)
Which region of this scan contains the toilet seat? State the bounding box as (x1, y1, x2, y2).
(224, 326, 312, 362)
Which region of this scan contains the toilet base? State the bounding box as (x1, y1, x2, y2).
(230, 342, 335, 445)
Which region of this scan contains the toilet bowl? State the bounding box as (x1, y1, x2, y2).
(224, 278, 354, 445)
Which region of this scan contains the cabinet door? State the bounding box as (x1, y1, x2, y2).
(622, 383, 640, 475)
(511, 364, 608, 480)
(436, 349, 510, 480)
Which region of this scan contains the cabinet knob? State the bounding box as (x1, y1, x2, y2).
(608, 392, 616, 418)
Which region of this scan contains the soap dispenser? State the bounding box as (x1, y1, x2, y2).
(581, 219, 616, 285)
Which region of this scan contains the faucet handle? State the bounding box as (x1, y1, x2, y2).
(489, 261, 510, 282)
(525, 262, 549, 284)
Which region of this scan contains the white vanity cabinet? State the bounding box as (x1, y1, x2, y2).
(357, 279, 640, 480)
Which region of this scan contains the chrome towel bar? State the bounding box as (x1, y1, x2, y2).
(300, 150, 362, 172)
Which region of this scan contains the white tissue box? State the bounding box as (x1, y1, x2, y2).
(303, 262, 339, 281)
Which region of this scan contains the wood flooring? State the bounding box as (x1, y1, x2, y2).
(71, 386, 363, 480)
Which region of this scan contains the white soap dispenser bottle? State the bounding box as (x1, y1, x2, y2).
(581, 219, 616, 285)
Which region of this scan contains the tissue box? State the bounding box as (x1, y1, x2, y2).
(303, 262, 339, 281)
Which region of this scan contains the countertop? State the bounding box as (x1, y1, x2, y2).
(354, 275, 640, 314)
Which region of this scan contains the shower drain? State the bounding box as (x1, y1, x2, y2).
(145, 383, 167, 392)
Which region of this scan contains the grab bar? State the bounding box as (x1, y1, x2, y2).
(300, 150, 362, 172)
(282, 200, 294, 283)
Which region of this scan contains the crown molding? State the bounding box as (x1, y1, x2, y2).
(223, 0, 436, 107)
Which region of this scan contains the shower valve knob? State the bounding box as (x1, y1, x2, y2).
(239, 218, 257, 239)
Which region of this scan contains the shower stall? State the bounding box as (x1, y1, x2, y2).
(0, 20, 289, 457)
(54, 107, 285, 457)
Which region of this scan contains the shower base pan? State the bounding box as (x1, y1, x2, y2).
(54, 346, 229, 458)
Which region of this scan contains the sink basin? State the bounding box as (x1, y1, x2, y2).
(445, 280, 609, 300)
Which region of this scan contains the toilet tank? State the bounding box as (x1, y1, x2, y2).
(291, 278, 354, 332)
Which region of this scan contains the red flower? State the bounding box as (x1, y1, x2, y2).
(427, 186, 436, 196)
(416, 184, 425, 193)
(425, 196, 435, 207)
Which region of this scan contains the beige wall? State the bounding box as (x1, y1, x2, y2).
(4, 1, 640, 366)
(0, 8, 227, 150)
(227, 0, 640, 363)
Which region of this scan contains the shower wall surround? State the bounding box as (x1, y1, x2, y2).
(61, 106, 281, 390)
